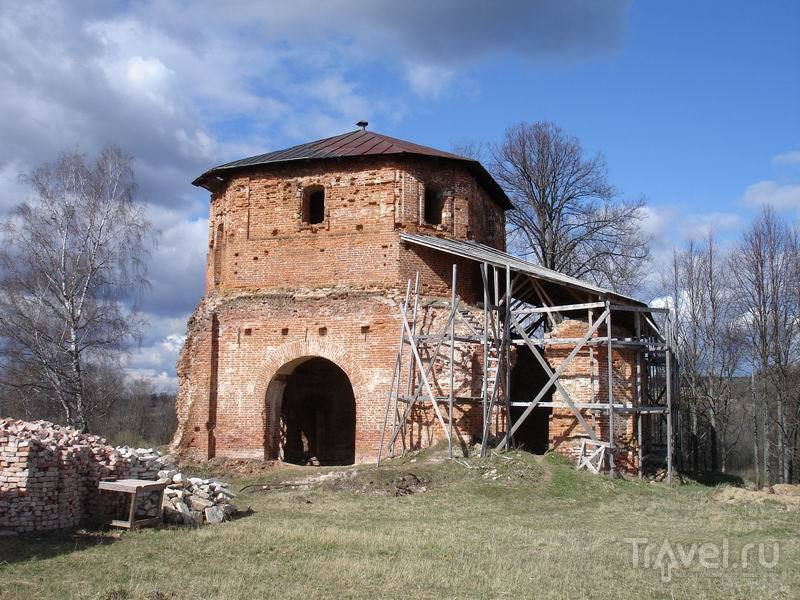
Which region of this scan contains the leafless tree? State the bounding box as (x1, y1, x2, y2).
(735, 206, 799, 484)
(0, 146, 153, 431)
(490, 121, 650, 294)
(666, 234, 745, 474)
(451, 139, 487, 162)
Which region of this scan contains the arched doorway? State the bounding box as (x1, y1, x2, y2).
(266, 357, 356, 465)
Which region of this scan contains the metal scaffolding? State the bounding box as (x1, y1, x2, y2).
(378, 235, 678, 481)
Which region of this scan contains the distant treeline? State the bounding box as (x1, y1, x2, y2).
(2, 374, 176, 448)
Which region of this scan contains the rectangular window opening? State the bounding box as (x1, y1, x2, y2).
(424, 187, 444, 225)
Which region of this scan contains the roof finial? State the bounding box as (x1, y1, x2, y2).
(356, 120, 368, 131)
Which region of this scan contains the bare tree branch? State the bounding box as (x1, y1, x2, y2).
(490, 121, 650, 294)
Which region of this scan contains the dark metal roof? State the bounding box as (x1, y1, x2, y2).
(192, 130, 513, 210)
(399, 232, 647, 307)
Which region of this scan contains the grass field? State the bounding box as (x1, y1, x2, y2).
(1, 450, 798, 599)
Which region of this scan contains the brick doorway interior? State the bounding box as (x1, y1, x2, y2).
(508, 345, 553, 453)
(271, 357, 356, 466)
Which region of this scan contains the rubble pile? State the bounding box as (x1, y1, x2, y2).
(159, 471, 237, 524)
(0, 419, 236, 533)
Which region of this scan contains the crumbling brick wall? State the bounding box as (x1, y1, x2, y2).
(544, 318, 639, 473)
(0, 420, 162, 533)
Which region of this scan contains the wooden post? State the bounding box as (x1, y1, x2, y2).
(588, 308, 597, 430)
(448, 264, 457, 459)
(492, 267, 500, 434)
(481, 263, 490, 456)
(402, 272, 421, 447)
(378, 278, 411, 465)
(635, 311, 643, 479)
(504, 265, 512, 447)
(666, 346, 674, 485)
(606, 300, 615, 474)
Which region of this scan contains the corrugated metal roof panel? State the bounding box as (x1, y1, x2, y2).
(399, 232, 646, 307)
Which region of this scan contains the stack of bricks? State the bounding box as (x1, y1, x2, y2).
(0, 419, 168, 534)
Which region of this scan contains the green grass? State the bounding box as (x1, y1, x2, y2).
(1, 451, 798, 599)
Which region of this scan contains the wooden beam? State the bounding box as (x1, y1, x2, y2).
(378, 278, 412, 464)
(514, 301, 605, 314)
(666, 347, 674, 485)
(607, 300, 615, 474)
(448, 264, 456, 459)
(609, 304, 669, 314)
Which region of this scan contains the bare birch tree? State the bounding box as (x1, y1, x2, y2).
(490, 121, 650, 294)
(0, 146, 152, 431)
(666, 233, 744, 474)
(735, 206, 798, 484)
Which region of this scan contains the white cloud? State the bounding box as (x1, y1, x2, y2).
(123, 314, 190, 392)
(773, 150, 800, 166)
(0, 0, 632, 390)
(677, 211, 744, 240)
(406, 64, 456, 98)
(742, 180, 800, 210)
(639, 204, 673, 240)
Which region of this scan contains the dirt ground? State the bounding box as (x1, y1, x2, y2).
(715, 483, 800, 510)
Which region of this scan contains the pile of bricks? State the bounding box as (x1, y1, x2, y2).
(0, 419, 128, 533)
(1, 418, 239, 534)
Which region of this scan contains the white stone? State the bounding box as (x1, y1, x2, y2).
(205, 506, 225, 524)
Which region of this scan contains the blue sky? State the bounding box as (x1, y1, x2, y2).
(0, 1, 798, 390)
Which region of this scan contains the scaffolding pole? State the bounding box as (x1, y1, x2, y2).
(378, 261, 678, 478)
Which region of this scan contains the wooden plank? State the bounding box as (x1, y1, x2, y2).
(666, 348, 674, 485)
(609, 304, 669, 314)
(607, 300, 615, 474)
(514, 301, 605, 314)
(98, 480, 167, 493)
(378, 278, 411, 464)
(448, 264, 456, 459)
(510, 401, 668, 412)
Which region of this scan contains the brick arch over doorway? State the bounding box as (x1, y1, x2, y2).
(253, 339, 369, 463)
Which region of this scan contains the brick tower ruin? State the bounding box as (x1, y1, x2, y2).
(172, 127, 675, 475)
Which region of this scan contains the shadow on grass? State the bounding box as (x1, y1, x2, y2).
(681, 470, 746, 487)
(1, 529, 118, 564)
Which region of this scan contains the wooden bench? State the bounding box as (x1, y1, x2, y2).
(98, 479, 168, 529)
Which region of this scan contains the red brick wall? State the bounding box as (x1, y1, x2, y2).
(174, 155, 505, 463)
(203, 157, 505, 294)
(544, 318, 639, 473)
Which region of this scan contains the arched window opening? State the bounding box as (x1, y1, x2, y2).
(424, 186, 444, 225)
(213, 223, 224, 286)
(303, 186, 325, 225)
